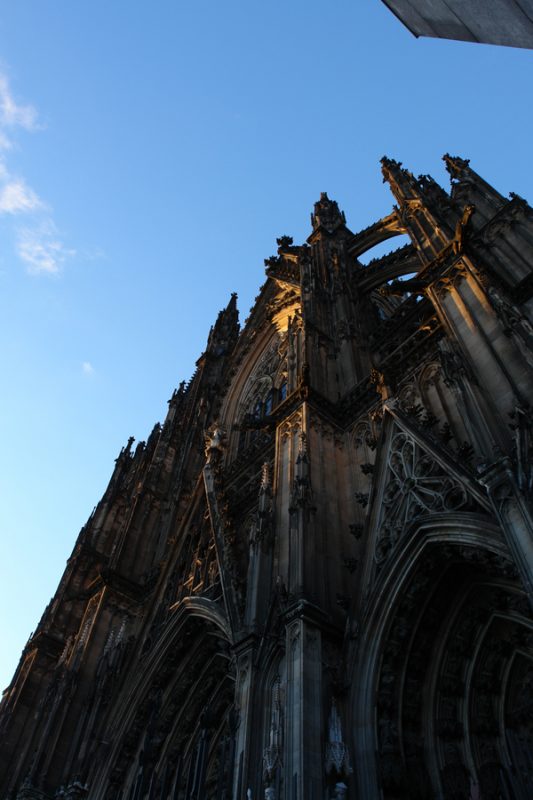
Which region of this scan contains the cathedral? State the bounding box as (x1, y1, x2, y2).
(1, 155, 533, 800)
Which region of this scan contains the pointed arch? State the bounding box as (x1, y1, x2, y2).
(89, 598, 235, 800)
(349, 516, 533, 799)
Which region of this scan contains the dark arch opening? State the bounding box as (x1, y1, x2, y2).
(372, 542, 533, 800)
(89, 608, 236, 800)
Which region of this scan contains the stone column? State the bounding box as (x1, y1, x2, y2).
(480, 456, 533, 606)
(284, 611, 323, 800)
(232, 641, 257, 800)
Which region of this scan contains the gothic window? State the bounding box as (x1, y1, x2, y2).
(264, 390, 274, 416)
(239, 386, 284, 452)
(231, 337, 289, 459)
(253, 398, 264, 421)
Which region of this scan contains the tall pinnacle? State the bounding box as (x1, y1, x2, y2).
(206, 292, 240, 356)
(311, 192, 346, 233)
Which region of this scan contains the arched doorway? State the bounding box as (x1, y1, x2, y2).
(90, 601, 236, 800)
(352, 519, 533, 799)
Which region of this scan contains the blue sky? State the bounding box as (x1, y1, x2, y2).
(0, 1, 532, 690)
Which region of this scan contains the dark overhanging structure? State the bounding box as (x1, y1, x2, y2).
(382, 0, 533, 48)
(1, 155, 533, 799)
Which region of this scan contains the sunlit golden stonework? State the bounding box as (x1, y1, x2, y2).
(2, 156, 533, 800)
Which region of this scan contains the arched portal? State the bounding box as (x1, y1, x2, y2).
(89, 600, 235, 800)
(351, 518, 533, 800)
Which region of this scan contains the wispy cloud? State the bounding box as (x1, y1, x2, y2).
(0, 131, 12, 151)
(0, 71, 74, 275)
(0, 74, 38, 131)
(16, 223, 75, 275)
(82, 361, 95, 376)
(0, 179, 43, 214)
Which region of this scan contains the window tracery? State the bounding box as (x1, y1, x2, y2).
(375, 429, 469, 565)
(234, 337, 289, 454)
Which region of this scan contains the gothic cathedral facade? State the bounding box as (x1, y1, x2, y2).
(1, 156, 533, 800)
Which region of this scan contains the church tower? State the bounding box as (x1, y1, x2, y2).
(1, 156, 533, 800)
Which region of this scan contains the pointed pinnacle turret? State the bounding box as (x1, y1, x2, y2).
(206, 293, 240, 355)
(443, 153, 471, 181)
(258, 462, 273, 534)
(381, 155, 457, 254)
(168, 380, 186, 408)
(442, 153, 505, 217)
(311, 192, 346, 233)
(381, 156, 419, 200)
(290, 432, 314, 512)
(115, 436, 134, 466)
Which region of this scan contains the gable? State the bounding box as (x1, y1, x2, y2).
(359, 402, 493, 590)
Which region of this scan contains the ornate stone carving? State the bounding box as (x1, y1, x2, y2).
(205, 423, 227, 462)
(325, 700, 352, 776)
(311, 192, 346, 233)
(263, 677, 284, 781)
(375, 429, 468, 564)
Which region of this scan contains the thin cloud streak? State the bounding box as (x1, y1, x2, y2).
(0, 74, 38, 130)
(0, 70, 74, 275)
(17, 224, 76, 275)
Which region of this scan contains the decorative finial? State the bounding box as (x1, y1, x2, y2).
(311, 193, 346, 232)
(380, 155, 402, 178)
(325, 699, 352, 777)
(380, 156, 417, 191)
(276, 235, 293, 249)
(443, 153, 471, 180)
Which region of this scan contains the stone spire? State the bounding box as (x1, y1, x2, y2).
(381, 155, 455, 258)
(443, 153, 507, 224)
(380, 157, 419, 201)
(206, 292, 240, 356)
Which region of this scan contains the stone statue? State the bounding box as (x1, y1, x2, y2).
(204, 424, 226, 462)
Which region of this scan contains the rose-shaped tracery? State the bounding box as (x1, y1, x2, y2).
(376, 431, 467, 564)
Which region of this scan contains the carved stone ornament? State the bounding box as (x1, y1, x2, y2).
(333, 783, 348, 799)
(375, 429, 468, 564)
(204, 423, 227, 462)
(325, 700, 352, 776)
(263, 677, 284, 780)
(311, 192, 346, 233)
